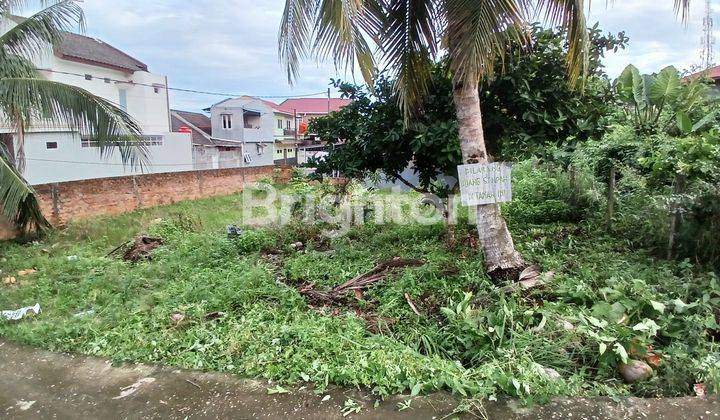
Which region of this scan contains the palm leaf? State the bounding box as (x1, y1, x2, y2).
(533, 0, 589, 84)
(0, 50, 38, 78)
(0, 0, 84, 61)
(279, 0, 318, 84)
(312, 0, 380, 85)
(279, 0, 383, 85)
(444, 0, 526, 82)
(0, 143, 50, 232)
(0, 78, 150, 169)
(381, 0, 440, 120)
(674, 0, 691, 22)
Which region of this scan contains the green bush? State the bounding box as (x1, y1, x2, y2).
(503, 159, 599, 225)
(233, 229, 277, 254)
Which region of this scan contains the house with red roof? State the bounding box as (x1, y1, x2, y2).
(686, 65, 720, 96)
(201, 96, 350, 166)
(278, 98, 352, 126)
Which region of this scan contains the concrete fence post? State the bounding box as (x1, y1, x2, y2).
(132, 176, 142, 209)
(50, 183, 61, 225)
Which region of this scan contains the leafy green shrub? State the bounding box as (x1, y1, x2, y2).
(232, 229, 277, 254)
(503, 159, 599, 225)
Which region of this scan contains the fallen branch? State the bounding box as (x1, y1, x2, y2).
(299, 257, 424, 305)
(405, 293, 421, 316)
(106, 240, 131, 257)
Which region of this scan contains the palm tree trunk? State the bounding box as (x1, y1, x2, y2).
(452, 75, 525, 276)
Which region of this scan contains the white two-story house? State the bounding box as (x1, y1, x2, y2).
(0, 16, 192, 185)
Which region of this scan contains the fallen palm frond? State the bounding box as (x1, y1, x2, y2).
(298, 257, 424, 305)
(113, 235, 163, 262)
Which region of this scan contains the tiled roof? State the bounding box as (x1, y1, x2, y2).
(55, 32, 148, 72)
(8, 15, 147, 72)
(688, 65, 720, 80)
(171, 110, 214, 146)
(257, 98, 293, 115)
(278, 98, 351, 114)
(171, 110, 211, 135)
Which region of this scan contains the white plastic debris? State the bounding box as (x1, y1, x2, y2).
(112, 377, 156, 400)
(15, 400, 36, 411)
(1, 303, 41, 321)
(74, 309, 95, 317)
(67, 255, 79, 261)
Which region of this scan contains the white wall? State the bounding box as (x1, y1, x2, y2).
(21, 131, 192, 185)
(0, 19, 171, 135)
(210, 97, 275, 143)
(34, 59, 171, 135)
(0, 17, 182, 184)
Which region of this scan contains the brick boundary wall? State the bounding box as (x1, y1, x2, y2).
(0, 165, 292, 240)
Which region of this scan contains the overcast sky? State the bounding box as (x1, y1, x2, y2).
(73, 0, 720, 112)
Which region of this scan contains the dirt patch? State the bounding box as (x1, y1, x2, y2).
(109, 236, 164, 262)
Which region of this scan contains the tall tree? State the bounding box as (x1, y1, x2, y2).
(279, 0, 691, 278)
(1, 0, 149, 233)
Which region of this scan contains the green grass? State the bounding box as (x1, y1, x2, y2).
(1, 180, 719, 403)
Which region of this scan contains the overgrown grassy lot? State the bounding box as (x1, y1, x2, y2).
(1, 167, 719, 404)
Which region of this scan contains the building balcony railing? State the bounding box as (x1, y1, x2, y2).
(283, 128, 296, 136)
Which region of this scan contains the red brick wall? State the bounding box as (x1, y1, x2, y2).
(0, 165, 290, 238)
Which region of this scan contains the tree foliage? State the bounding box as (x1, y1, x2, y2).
(309, 25, 627, 192)
(614, 64, 714, 135)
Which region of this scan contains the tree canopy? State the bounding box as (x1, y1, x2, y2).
(308, 24, 628, 192)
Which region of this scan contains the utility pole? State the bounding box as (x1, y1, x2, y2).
(701, 0, 715, 69)
(294, 108, 298, 165)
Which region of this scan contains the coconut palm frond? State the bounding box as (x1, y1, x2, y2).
(444, 0, 526, 83)
(0, 50, 38, 78)
(0, 78, 150, 170)
(279, 0, 320, 84)
(0, 0, 84, 60)
(382, 0, 440, 120)
(0, 143, 49, 232)
(533, 0, 589, 84)
(279, 0, 383, 85)
(312, 0, 382, 86)
(674, 0, 692, 22)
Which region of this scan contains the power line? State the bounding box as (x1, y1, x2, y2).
(37, 68, 328, 99)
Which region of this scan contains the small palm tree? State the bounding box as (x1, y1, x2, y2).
(1, 0, 149, 233)
(279, 0, 691, 277)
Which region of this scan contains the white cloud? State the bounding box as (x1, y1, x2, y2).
(589, 0, 708, 76)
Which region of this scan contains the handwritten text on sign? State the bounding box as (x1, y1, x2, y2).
(458, 162, 512, 206)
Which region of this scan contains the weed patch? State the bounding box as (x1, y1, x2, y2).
(1, 182, 719, 402)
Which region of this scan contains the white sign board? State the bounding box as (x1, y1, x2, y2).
(457, 162, 512, 206)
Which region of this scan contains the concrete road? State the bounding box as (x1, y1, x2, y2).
(1, 339, 719, 419)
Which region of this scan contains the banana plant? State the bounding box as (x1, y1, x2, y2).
(614, 64, 713, 134)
